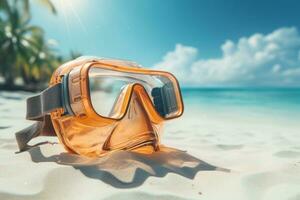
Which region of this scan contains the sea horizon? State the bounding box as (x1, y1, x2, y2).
(180, 86, 300, 124)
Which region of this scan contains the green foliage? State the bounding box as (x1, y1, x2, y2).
(0, 0, 68, 90)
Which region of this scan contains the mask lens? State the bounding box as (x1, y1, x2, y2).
(88, 66, 181, 119)
(89, 76, 130, 117)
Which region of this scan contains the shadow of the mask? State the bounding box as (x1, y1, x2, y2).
(28, 146, 230, 188)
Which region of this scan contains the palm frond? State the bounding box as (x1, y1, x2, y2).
(37, 0, 57, 14)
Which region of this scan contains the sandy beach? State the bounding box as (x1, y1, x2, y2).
(0, 91, 300, 200)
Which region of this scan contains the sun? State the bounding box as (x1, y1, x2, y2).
(50, 0, 88, 34)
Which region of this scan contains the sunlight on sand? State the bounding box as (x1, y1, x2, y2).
(0, 91, 300, 200)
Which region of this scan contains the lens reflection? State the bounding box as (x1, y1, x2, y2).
(88, 66, 179, 118)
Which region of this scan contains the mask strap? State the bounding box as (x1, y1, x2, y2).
(15, 115, 56, 152)
(26, 83, 63, 121)
(15, 83, 63, 152)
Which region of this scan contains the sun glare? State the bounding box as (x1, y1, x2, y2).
(51, 0, 88, 34)
(51, 0, 83, 15)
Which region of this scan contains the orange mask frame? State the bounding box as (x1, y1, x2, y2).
(16, 57, 184, 157)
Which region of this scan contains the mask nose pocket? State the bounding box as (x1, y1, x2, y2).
(103, 92, 158, 152)
(107, 85, 129, 119)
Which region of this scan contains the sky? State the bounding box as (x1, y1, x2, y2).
(31, 0, 300, 87)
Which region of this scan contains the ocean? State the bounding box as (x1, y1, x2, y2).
(181, 88, 300, 123)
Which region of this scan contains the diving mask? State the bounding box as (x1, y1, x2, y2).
(15, 57, 184, 157)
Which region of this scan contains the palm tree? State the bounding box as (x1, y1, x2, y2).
(20, 30, 62, 86)
(0, 0, 57, 88)
(0, 2, 42, 87)
(0, 0, 56, 17)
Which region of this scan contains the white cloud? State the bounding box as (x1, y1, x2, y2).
(155, 44, 198, 81)
(154, 27, 300, 87)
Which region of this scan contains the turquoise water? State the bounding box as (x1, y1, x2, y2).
(181, 88, 300, 120)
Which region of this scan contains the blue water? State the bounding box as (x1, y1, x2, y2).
(181, 88, 300, 119)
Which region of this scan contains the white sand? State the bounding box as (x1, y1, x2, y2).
(0, 91, 300, 200)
